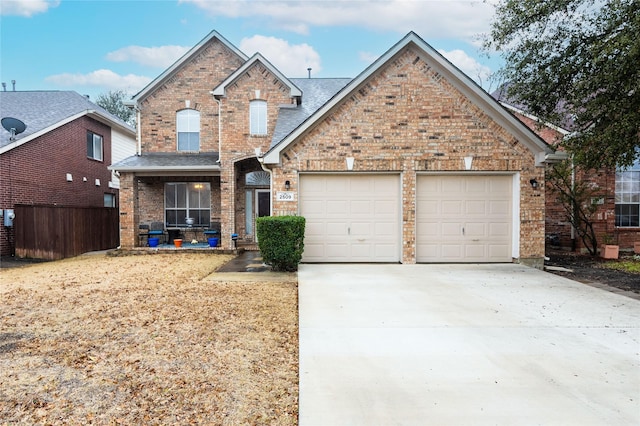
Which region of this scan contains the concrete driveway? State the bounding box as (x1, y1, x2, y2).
(298, 264, 640, 425)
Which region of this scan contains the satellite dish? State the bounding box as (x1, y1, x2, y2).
(1, 117, 27, 141)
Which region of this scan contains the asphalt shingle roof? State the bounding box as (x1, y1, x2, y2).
(0, 91, 134, 149)
(110, 152, 220, 171)
(270, 78, 351, 148)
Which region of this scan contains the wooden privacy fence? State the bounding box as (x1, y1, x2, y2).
(14, 204, 120, 260)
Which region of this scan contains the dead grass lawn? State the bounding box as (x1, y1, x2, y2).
(0, 252, 298, 425)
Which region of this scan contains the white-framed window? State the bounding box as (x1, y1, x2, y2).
(249, 100, 267, 135)
(177, 109, 200, 151)
(165, 182, 211, 227)
(615, 159, 640, 227)
(87, 131, 103, 161)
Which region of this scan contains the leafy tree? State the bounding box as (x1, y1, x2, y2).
(95, 90, 135, 127)
(547, 160, 600, 255)
(485, 0, 640, 169)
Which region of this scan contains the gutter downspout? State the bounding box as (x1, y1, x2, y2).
(136, 106, 142, 156)
(211, 93, 222, 163)
(257, 151, 273, 216)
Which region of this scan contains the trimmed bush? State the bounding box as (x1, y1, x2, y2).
(256, 216, 306, 272)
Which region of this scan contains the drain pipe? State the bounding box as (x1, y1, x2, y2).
(257, 150, 274, 216)
(135, 106, 142, 156)
(211, 93, 222, 163)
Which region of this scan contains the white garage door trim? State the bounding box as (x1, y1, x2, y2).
(416, 173, 520, 263)
(299, 173, 401, 263)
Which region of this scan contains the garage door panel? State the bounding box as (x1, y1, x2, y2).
(417, 175, 512, 263)
(442, 200, 463, 214)
(327, 200, 348, 215)
(488, 223, 509, 236)
(465, 222, 486, 236)
(442, 179, 464, 192)
(465, 200, 487, 215)
(301, 174, 400, 262)
(326, 222, 347, 236)
(441, 222, 461, 236)
(441, 245, 462, 258)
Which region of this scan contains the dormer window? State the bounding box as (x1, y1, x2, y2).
(177, 109, 200, 151)
(250, 100, 267, 136)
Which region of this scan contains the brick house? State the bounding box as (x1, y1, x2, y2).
(494, 94, 640, 253)
(113, 31, 562, 267)
(0, 91, 136, 256)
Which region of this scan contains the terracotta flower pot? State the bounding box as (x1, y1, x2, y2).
(174, 239, 183, 248)
(601, 244, 619, 259)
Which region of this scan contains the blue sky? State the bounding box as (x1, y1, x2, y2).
(0, 0, 503, 101)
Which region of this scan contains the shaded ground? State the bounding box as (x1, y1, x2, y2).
(545, 249, 640, 294)
(0, 252, 298, 425)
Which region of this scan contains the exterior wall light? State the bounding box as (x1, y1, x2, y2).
(530, 178, 539, 189)
(285, 180, 291, 190)
(464, 156, 473, 170)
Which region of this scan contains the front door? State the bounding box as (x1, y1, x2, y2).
(255, 189, 271, 241)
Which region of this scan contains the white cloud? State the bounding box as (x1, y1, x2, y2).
(240, 35, 322, 77)
(438, 48, 492, 85)
(180, 0, 494, 41)
(359, 51, 379, 65)
(106, 45, 191, 68)
(45, 69, 152, 93)
(0, 0, 59, 16)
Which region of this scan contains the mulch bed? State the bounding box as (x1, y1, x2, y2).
(545, 249, 640, 294)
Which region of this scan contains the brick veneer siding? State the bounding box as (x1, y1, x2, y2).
(217, 61, 296, 248)
(0, 116, 116, 256)
(269, 47, 546, 265)
(137, 40, 245, 154)
(511, 112, 640, 252)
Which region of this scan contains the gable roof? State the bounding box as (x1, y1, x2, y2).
(491, 84, 574, 134)
(130, 30, 248, 104)
(211, 53, 302, 98)
(270, 78, 352, 148)
(0, 91, 136, 154)
(263, 31, 556, 166)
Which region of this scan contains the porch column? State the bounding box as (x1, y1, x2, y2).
(220, 162, 236, 250)
(118, 172, 138, 249)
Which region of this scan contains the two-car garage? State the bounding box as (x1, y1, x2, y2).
(299, 173, 514, 263)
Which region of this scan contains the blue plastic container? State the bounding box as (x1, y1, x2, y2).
(208, 237, 219, 247)
(148, 237, 160, 247)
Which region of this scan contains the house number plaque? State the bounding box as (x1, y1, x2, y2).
(276, 191, 295, 201)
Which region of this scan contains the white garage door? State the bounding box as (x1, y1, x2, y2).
(417, 175, 513, 262)
(300, 174, 400, 262)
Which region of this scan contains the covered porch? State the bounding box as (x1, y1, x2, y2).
(112, 154, 270, 250)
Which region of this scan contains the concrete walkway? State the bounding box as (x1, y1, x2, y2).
(298, 264, 640, 425)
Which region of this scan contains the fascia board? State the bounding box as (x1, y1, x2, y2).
(499, 102, 571, 135)
(108, 164, 220, 172)
(264, 32, 552, 165)
(132, 31, 248, 103)
(212, 53, 302, 98)
(86, 110, 136, 136)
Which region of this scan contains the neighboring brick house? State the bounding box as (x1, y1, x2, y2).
(0, 91, 136, 256)
(113, 31, 563, 267)
(494, 93, 640, 253)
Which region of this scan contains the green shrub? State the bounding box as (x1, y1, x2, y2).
(256, 216, 306, 272)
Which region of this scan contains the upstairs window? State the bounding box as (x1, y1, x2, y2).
(615, 159, 640, 227)
(250, 100, 267, 136)
(177, 109, 200, 151)
(87, 131, 103, 161)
